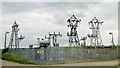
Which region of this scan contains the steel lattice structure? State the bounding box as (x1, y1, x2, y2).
(9, 21, 25, 49)
(67, 15, 81, 46)
(87, 17, 103, 48)
(49, 32, 62, 47)
(80, 37, 87, 47)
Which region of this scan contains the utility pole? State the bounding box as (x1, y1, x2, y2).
(109, 32, 115, 47)
(4, 32, 9, 49)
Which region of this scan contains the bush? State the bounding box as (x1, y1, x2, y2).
(2, 53, 35, 64)
(116, 64, 120, 66)
(2, 48, 9, 55)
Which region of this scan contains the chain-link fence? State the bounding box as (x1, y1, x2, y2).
(10, 47, 119, 64)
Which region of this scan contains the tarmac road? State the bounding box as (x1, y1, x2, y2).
(51, 59, 118, 66)
(0, 59, 118, 67)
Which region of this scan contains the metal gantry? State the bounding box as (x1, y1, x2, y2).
(87, 17, 103, 48)
(36, 32, 62, 48)
(80, 37, 87, 47)
(36, 32, 62, 61)
(9, 21, 25, 49)
(49, 32, 62, 47)
(67, 15, 81, 46)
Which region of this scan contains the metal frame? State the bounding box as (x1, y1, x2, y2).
(67, 15, 81, 46)
(87, 17, 103, 48)
(9, 21, 25, 49)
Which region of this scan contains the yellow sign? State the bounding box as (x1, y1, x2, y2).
(37, 49, 44, 54)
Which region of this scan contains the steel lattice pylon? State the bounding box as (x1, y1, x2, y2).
(9, 21, 25, 49)
(87, 17, 103, 48)
(67, 15, 81, 46)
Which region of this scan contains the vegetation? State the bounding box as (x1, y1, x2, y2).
(116, 64, 120, 66)
(0, 53, 1, 59)
(2, 53, 35, 64)
(81, 45, 120, 49)
(117, 45, 120, 49)
(2, 48, 9, 54)
(2, 48, 35, 64)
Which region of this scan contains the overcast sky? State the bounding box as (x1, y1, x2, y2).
(1, 1, 119, 48)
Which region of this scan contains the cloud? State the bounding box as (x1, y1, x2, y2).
(1, 2, 118, 48)
(1, 0, 119, 2)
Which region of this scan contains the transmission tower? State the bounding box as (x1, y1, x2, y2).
(87, 17, 103, 48)
(9, 21, 25, 49)
(67, 15, 81, 46)
(49, 32, 62, 47)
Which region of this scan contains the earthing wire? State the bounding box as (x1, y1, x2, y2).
(81, 1, 110, 46)
(79, 2, 101, 17)
(73, 1, 102, 19)
(78, 1, 115, 46)
(81, 1, 119, 46)
(94, 3, 120, 21)
(83, 3, 119, 23)
(99, 6, 120, 22)
(79, 1, 103, 27)
(81, 2, 103, 20)
(83, 1, 117, 19)
(72, 2, 102, 44)
(78, 1, 103, 42)
(98, 3, 120, 19)
(72, 2, 101, 18)
(101, 10, 118, 22)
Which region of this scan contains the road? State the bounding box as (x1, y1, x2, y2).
(0, 59, 118, 67)
(51, 59, 118, 66)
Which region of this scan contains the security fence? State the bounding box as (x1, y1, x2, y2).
(10, 47, 119, 64)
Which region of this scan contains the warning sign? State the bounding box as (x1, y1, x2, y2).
(37, 49, 44, 54)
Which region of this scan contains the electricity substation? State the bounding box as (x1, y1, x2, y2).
(5, 15, 119, 64)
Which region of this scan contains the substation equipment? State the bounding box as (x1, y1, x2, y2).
(6, 15, 118, 64)
(49, 32, 62, 47)
(36, 36, 50, 61)
(34, 32, 62, 61)
(36, 32, 62, 48)
(87, 17, 103, 48)
(80, 36, 87, 47)
(9, 21, 25, 49)
(67, 15, 81, 46)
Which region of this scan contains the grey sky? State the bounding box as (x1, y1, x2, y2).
(1, 1, 119, 48)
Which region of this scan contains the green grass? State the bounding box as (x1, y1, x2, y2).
(0, 53, 2, 59)
(115, 64, 120, 66)
(1, 48, 35, 64)
(2, 53, 35, 64)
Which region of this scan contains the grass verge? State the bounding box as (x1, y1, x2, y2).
(2, 52, 35, 64)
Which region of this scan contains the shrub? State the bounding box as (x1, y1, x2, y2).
(2, 48, 9, 55)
